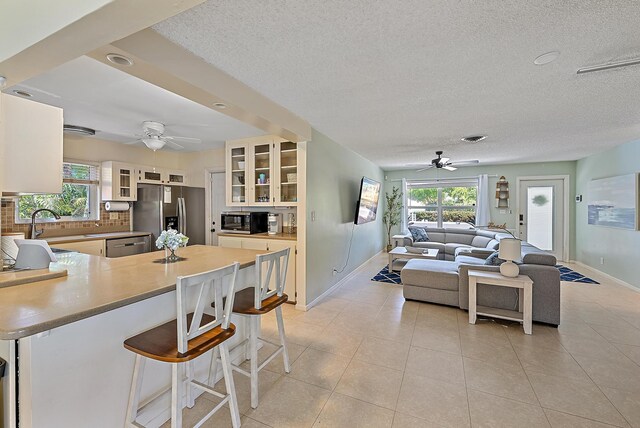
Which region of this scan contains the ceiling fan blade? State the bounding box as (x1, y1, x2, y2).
(123, 139, 142, 145)
(164, 140, 185, 150)
(163, 135, 202, 144)
(416, 165, 435, 172)
(439, 157, 450, 164)
(443, 165, 457, 171)
(449, 160, 480, 166)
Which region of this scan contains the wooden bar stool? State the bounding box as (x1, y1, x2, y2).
(124, 262, 242, 428)
(213, 248, 291, 409)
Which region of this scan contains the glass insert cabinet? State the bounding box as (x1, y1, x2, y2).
(225, 138, 299, 207)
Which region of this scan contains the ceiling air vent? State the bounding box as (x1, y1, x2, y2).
(461, 135, 486, 143)
(63, 125, 96, 136)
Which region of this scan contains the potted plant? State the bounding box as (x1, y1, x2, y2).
(382, 186, 403, 252)
(155, 228, 189, 263)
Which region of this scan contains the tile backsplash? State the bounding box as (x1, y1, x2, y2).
(1, 199, 130, 236)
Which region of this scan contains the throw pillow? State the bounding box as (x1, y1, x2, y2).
(409, 227, 429, 242)
(484, 251, 504, 266)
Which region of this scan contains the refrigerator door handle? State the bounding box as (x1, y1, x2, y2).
(181, 197, 187, 237)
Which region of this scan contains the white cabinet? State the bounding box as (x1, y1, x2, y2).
(274, 141, 298, 206)
(225, 137, 298, 207)
(217, 236, 297, 302)
(226, 142, 249, 206)
(101, 161, 136, 201)
(1, 93, 63, 194)
(136, 167, 188, 186)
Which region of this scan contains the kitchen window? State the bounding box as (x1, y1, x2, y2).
(15, 161, 100, 222)
(406, 179, 478, 228)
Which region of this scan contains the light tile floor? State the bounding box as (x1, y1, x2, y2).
(171, 253, 640, 427)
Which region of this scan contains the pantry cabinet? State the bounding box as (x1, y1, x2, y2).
(217, 235, 297, 302)
(1, 93, 63, 194)
(225, 137, 298, 207)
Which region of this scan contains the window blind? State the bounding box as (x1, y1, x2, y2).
(62, 162, 99, 185)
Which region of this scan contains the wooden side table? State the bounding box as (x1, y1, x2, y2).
(468, 270, 533, 335)
(391, 234, 406, 248)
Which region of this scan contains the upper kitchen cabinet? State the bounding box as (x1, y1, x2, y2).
(101, 161, 136, 201)
(137, 166, 187, 185)
(1, 94, 63, 194)
(225, 136, 299, 207)
(226, 141, 249, 206)
(274, 140, 298, 206)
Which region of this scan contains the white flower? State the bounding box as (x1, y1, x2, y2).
(156, 228, 189, 251)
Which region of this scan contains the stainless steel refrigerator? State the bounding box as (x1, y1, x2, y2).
(133, 184, 206, 246)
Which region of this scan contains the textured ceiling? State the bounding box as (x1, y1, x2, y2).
(154, 0, 640, 168)
(6, 56, 264, 151)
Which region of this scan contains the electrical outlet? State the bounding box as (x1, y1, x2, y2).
(332, 268, 338, 276)
(109, 212, 119, 220)
(600, 257, 605, 265)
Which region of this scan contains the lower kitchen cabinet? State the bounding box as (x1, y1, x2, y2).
(218, 236, 296, 302)
(51, 239, 105, 256)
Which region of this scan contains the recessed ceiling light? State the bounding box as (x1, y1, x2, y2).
(213, 102, 227, 109)
(13, 89, 32, 97)
(461, 135, 486, 143)
(534, 51, 560, 65)
(106, 53, 133, 67)
(63, 125, 96, 136)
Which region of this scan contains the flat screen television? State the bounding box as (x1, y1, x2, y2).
(354, 177, 381, 225)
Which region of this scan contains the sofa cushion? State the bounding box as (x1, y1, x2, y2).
(409, 227, 429, 242)
(471, 235, 492, 248)
(485, 239, 500, 250)
(445, 232, 475, 245)
(401, 259, 459, 291)
(455, 255, 487, 266)
(445, 243, 471, 255)
(484, 251, 504, 265)
(412, 241, 445, 251)
(521, 244, 557, 266)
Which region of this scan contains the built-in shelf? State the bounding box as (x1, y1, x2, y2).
(281, 165, 297, 169)
(255, 167, 270, 171)
(231, 155, 245, 158)
(280, 149, 297, 153)
(255, 183, 270, 186)
(281, 182, 297, 185)
(231, 184, 245, 187)
(231, 169, 245, 173)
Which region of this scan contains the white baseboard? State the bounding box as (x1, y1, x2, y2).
(296, 250, 383, 311)
(570, 260, 639, 293)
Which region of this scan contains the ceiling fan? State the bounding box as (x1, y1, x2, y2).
(416, 151, 479, 172)
(125, 121, 202, 151)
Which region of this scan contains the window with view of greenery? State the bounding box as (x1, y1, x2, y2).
(16, 162, 100, 222)
(407, 181, 477, 228)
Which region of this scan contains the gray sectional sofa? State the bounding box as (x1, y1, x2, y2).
(400, 227, 561, 326)
(402, 227, 513, 260)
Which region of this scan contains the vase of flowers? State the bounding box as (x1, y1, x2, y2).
(155, 229, 189, 263)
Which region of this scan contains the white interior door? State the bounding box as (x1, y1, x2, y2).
(209, 172, 228, 246)
(518, 178, 565, 261)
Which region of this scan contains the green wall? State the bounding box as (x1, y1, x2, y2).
(305, 129, 385, 305)
(384, 161, 577, 260)
(576, 139, 640, 289)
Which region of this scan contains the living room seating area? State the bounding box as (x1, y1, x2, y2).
(399, 226, 561, 326)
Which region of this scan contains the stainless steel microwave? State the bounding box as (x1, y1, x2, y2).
(220, 211, 269, 234)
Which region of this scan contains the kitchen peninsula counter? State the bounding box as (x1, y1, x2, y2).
(44, 230, 152, 245)
(0, 245, 266, 428)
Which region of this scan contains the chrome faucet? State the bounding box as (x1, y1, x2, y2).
(30, 209, 61, 239)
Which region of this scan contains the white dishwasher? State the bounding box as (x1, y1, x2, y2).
(105, 235, 150, 258)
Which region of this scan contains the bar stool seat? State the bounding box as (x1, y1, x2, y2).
(124, 313, 236, 363)
(231, 287, 288, 315)
(124, 263, 242, 428)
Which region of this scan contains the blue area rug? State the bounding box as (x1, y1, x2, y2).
(556, 265, 599, 284)
(371, 266, 402, 284)
(371, 265, 599, 285)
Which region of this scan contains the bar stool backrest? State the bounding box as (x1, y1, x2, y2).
(254, 248, 290, 309)
(176, 262, 240, 354)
